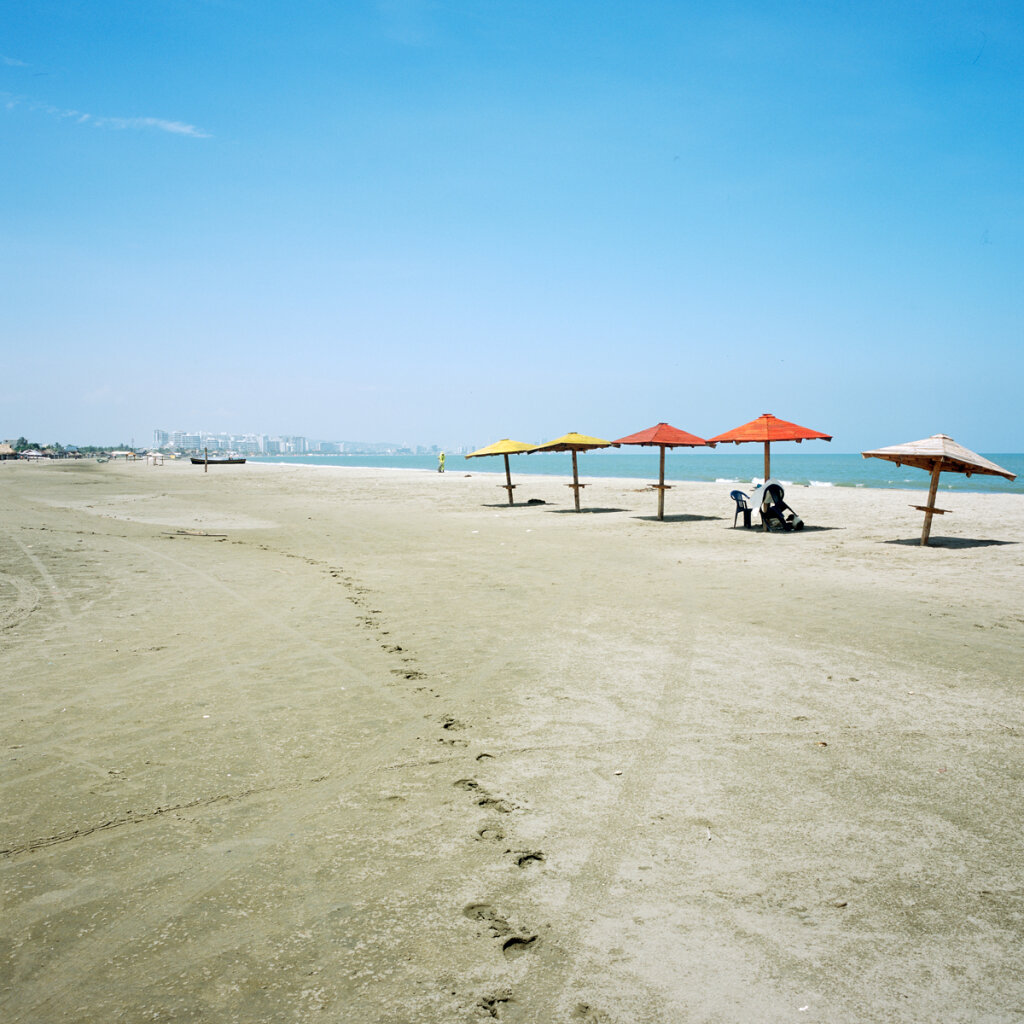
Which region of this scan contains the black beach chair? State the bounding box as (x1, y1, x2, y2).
(756, 479, 804, 532)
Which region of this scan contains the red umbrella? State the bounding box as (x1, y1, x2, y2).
(708, 412, 831, 481)
(611, 422, 714, 520)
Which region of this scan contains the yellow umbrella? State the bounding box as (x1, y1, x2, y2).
(465, 439, 535, 505)
(528, 432, 612, 512)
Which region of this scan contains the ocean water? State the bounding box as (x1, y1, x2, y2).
(249, 451, 1024, 495)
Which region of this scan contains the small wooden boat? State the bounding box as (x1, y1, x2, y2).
(190, 456, 246, 465)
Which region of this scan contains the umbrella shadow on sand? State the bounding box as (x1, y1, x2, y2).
(883, 536, 1015, 549)
(480, 501, 548, 509)
(548, 507, 628, 515)
(632, 513, 722, 523)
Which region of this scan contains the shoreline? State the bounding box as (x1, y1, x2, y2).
(240, 456, 1024, 500)
(240, 453, 1024, 496)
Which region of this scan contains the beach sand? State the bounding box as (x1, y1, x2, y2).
(2, 458, 1023, 1023)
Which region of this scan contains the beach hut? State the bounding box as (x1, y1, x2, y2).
(611, 422, 715, 520)
(861, 434, 1016, 546)
(464, 439, 534, 505)
(528, 432, 612, 512)
(709, 413, 831, 481)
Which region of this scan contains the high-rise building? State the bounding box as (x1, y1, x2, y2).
(172, 431, 202, 450)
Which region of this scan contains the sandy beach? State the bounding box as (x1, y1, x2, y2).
(2, 457, 1022, 1023)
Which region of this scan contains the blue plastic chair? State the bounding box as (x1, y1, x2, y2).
(730, 490, 751, 528)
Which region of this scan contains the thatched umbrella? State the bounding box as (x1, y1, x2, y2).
(464, 439, 535, 505)
(528, 432, 612, 512)
(861, 434, 1016, 546)
(709, 412, 832, 481)
(611, 422, 715, 520)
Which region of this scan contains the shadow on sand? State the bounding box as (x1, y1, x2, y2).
(730, 524, 840, 534)
(481, 502, 547, 509)
(632, 513, 723, 524)
(548, 507, 629, 515)
(883, 537, 1015, 549)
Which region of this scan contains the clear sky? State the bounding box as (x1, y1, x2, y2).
(3, 1, 1022, 451)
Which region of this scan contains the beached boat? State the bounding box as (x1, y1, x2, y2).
(190, 456, 246, 465)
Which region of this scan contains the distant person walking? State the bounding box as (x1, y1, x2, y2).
(438, 451, 446, 473)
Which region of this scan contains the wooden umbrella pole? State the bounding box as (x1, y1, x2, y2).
(571, 450, 581, 511)
(763, 440, 770, 483)
(658, 445, 666, 520)
(921, 463, 942, 546)
(503, 453, 514, 505)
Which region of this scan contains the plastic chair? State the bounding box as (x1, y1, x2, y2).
(730, 490, 752, 528)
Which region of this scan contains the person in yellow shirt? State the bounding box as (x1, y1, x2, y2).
(438, 451, 446, 473)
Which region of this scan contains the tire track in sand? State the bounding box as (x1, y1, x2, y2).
(7, 535, 73, 622)
(492, 613, 705, 1023)
(0, 572, 40, 631)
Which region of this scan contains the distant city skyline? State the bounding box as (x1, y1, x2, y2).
(152, 428, 465, 456)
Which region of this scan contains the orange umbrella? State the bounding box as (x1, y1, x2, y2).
(611, 422, 715, 520)
(708, 412, 831, 481)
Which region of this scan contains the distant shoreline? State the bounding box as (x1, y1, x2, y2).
(245, 452, 1024, 495)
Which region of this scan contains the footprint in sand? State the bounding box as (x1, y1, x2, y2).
(454, 777, 516, 812)
(501, 935, 539, 959)
(573, 1004, 611, 1022)
(463, 902, 511, 936)
(463, 904, 539, 958)
(478, 990, 512, 1019)
(512, 850, 545, 868)
(478, 795, 515, 813)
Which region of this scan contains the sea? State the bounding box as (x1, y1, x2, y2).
(249, 451, 1024, 495)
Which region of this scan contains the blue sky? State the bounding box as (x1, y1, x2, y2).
(3, 1, 1022, 450)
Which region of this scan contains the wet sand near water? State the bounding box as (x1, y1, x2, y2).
(2, 458, 1023, 1023)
